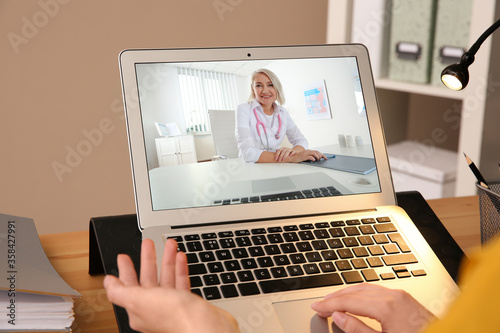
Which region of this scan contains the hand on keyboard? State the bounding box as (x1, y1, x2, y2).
(103, 239, 240, 333)
(311, 283, 434, 333)
(104, 238, 433, 333)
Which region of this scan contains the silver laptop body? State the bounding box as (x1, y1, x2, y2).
(119, 44, 458, 332)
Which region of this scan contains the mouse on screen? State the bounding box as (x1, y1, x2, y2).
(354, 178, 371, 185)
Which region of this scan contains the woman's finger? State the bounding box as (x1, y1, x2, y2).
(160, 238, 180, 288)
(275, 148, 286, 161)
(275, 148, 290, 162)
(140, 239, 159, 287)
(281, 149, 293, 162)
(332, 312, 379, 333)
(175, 251, 191, 290)
(117, 254, 139, 287)
(104, 274, 131, 306)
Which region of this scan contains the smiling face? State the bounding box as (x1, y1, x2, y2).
(252, 73, 277, 114)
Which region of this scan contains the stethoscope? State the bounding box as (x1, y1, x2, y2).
(253, 107, 282, 151)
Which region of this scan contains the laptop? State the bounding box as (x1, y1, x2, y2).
(119, 44, 459, 332)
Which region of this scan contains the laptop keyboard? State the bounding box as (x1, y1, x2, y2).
(167, 216, 425, 300)
(212, 186, 342, 206)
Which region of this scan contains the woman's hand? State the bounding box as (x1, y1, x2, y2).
(274, 145, 327, 163)
(275, 146, 300, 162)
(104, 238, 240, 333)
(311, 283, 435, 333)
(283, 149, 327, 163)
(257, 146, 326, 163)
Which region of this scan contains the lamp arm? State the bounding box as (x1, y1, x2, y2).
(467, 18, 500, 56)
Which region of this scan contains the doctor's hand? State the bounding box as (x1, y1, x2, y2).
(104, 238, 240, 333)
(283, 149, 327, 163)
(311, 283, 435, 333)
(275, 146, 301, 162)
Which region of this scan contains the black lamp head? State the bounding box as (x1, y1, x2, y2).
(440, 52, 474, 91)
(441, 18, 500, 91)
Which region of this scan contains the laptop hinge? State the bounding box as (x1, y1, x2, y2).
(171, 208, 378, 230)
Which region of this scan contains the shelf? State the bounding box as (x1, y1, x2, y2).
(333, 0, 498, 196)
(375, 78, 466, 100)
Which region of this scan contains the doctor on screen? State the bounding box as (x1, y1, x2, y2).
(235, 68, 327, 163)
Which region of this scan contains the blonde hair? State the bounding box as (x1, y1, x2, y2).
(248, 68, 285, 105)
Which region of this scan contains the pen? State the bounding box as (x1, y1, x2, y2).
(464, 153, 488, 188)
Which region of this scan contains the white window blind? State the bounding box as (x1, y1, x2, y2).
(178, 67, 239, 134)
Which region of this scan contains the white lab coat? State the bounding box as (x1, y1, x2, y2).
(235, 100, 309, 163)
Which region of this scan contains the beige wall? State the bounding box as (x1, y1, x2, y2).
(0, 0, 328, 234)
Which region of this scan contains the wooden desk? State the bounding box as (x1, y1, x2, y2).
(39, 195, 481, 333)
(39, 231, 117, 333)
(427, 195, 481, 254)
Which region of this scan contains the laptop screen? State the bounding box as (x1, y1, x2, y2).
(120, 45, 396, 228)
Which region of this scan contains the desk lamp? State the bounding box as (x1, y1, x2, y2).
(441, 18, 500, 90)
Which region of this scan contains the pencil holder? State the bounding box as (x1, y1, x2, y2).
(476, 181, 500, 244)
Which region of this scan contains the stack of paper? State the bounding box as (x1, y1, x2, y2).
(0, 213, 80, 331)
(0, 290, 74, 331)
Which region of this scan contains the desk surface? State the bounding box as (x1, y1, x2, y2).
(39, 195, 481, 333)
(149, 146, 378, 210)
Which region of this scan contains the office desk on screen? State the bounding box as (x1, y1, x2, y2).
(149, 145, 379, 210)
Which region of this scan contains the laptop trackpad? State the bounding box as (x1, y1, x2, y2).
(272, 298, 343, 333)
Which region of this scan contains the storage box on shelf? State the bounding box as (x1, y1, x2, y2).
(388, 141, 457, 199)
(339, 0, 500, 196)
